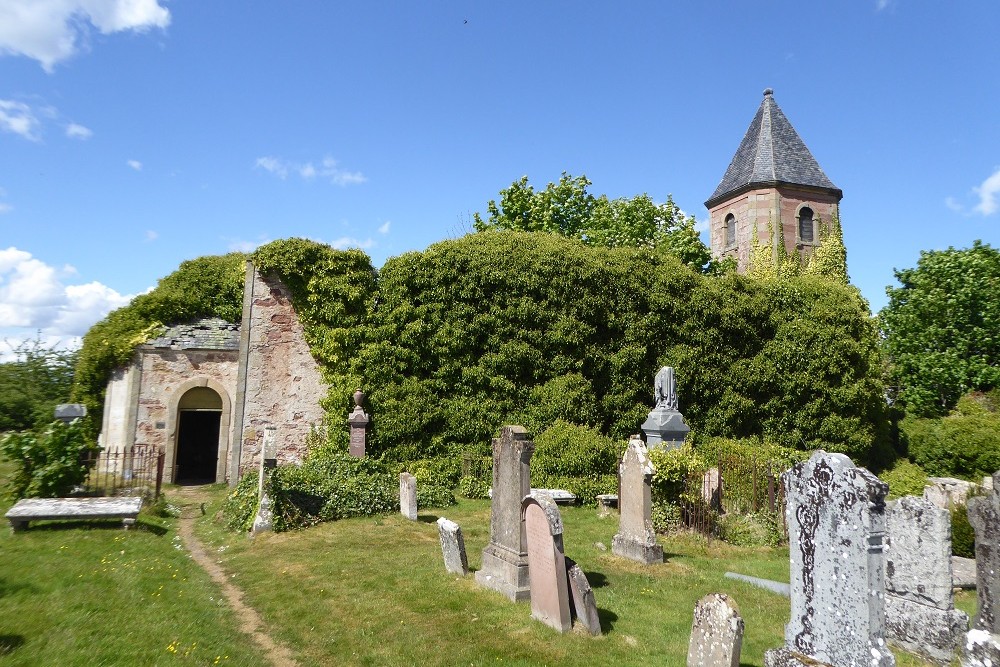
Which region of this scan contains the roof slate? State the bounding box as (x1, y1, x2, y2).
(707, 90, 840, 206)
(144, 317, 240, 351)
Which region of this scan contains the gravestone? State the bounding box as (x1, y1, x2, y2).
(565, 557, 601, 635)
(251, 426, 278, 535)
(347, 389, 369, 458)
(400, 472, 417, 521)
(687, 593, 744, 667)
(612, 436, 663, 565)
(960, 471, 1000, 666)
(475, 426, 534, 601)
(924, 477, 979, 510)
(522, 493, 571, 633)
(640, 366, 690, 450)
(763, 451, 895, 667)
(436, 517, 469, 575)
(884, 496, 968, 665)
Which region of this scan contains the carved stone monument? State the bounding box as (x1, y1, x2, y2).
(347, 389, 369, 458)
(612, 436, 663, 565)
(522, 493, 572, 633)
(884, 496, 968, 665)
(400, 472, 417, 521)
(436, 517, 469, 576)
(687, 593, 744, 667)
(640, 366, 690, 449)
(764, 451, 895, 667)
(475, 426, 534, 601)
(961, 471, 1000, 666)
(251, 426, 278, 535)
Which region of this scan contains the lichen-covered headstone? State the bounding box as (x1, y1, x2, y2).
(250, 426, 277, 535)
(475, 426, 534, 601)
(436, 517, 469, 576)
(960, 471, 1000, 666)
(400, 472, 417, 521)
(612, 437, 663, 565)
(564, 557, 601, 636)
(522, 493, 571, 633)
(687, 593, 744, 667)
(884, 496, 967, 665)
(763, 451, 895, 667)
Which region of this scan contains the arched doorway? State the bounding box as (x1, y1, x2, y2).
(174, 386, 223, 484)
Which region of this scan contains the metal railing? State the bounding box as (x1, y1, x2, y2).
(80, 446, 165, 499)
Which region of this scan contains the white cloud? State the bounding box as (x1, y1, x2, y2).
(974, 167, 1000, 216)
(945, 196, 964, 213)
(127, 159, 142, 171)
(0, 202, 11, 214)
(0, 0, 170, 72)
(876, 0, 893, 10)
(65, 122, 92, 139)
(255, 155, 366, 186)
(144, 230, 158, 242)
(377, 221, 391, 235)
(0, 247, 132, 351)
(0, 99, 41, 140)
(329, 236, 374, 250)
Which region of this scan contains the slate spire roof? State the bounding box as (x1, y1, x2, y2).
(706, 89, 841, 208)
(143, 317, 240, 351)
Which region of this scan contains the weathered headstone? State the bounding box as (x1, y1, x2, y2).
(924, 476, 979, 510)
(687, 593, 744, 667)
(564, 557, 601, 635)
(960, 471, 1000, 666)
(436, 517, 469, 575)
(612, 436, 663, 565)
(522, 493, 571, 633)
(400, 472, 417, 521)
(251, 426, 278, 535)
(763, 451, 895, 667)
(640, 366, 690, 449)
(595, 493, 618, 518)
(347, 389, 369, 458)
(475, 426, 534, 601)
(884, 496, 968, 665)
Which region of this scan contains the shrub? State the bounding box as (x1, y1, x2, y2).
(880, 459, 929, 500)
(952, 504, 976, 559)
(0, 419, 100, 499)
(458, 475, 490, 499)
(901, 406, 1000, 479)
(717, 511, 784, 548)
(648, 444, 706, 532)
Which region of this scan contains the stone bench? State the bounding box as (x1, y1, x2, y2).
(5, 497, 143, 532)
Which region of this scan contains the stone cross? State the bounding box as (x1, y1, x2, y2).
(522, 493, 571, 633)
(475, 426, 534, 601)
(884, 496, 967, 665)
(763, 451, 895, 667)
(399, 472, 417, 521)
(347, 389, 369, 458)
(251, 426, 278, 535)
(687, 593, 744, 667)
(612, 436, 663, 565)
(436, 517, 469, 576)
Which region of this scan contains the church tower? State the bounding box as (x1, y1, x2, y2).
(705, 89, 842, 272)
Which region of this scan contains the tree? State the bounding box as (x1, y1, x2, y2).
(880, 240, 1000, 416)
(473, 172, 713, 271)
(0, 335, 78, 432)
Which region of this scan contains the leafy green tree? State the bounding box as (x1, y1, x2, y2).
(0, 418, 99, 498)
(473, 172, 713, 271)
(880, 241, 1000, 416)
(0, 335, 78, 431)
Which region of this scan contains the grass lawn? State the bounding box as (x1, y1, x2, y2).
(0, 457, 269, 666)
(193, 487, 975, 667)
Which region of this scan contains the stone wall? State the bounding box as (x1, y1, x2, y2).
(232, 265, 328, 479)
(100, 364, 138, 450)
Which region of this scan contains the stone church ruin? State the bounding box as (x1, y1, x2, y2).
(99, 261, 328, 485)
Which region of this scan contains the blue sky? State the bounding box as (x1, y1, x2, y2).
(1, 1, 999, 359)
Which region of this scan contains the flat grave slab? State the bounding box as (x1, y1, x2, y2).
(6, 497, 143, 531)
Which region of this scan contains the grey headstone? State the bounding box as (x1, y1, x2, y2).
(885, 595, 968, 665)
(925, 477, 979, 510)
(595, 493, 618, 518)
(564, 557, 601, 635)
(953, 556, 978, 589)
(764, 451, 895, 667)
(641, 367, 690, 449)
(687, 593, 744, 667)
(400, 472, 417, 521)
(886, 496, 955, 610)
(612, 437, 663, 565)
(968, 471, 1000, 634)
(436, 517, 468, 576)
(962, 629, 1000, 667)
(475, 426, 534, 602)
(522, 493, 571, 633)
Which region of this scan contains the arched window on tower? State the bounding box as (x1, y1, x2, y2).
(798, 207, 815, 244)
(724, 213, 736, 248)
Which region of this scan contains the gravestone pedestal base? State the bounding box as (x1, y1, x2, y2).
(764, 648, 831, 666)
(611, 534, 662, 565)
(962, 630, 1000, 667)
(640, 407, 689, 450)
(885, 596, 967, 665)
(475, 544, 530, 602)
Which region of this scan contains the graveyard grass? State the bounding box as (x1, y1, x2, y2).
(0, 450, 976, 666)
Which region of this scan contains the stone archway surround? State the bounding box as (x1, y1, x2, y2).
(167, 377, 232, 483)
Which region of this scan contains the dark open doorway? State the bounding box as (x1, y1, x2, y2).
(175, 410, 221, 484)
